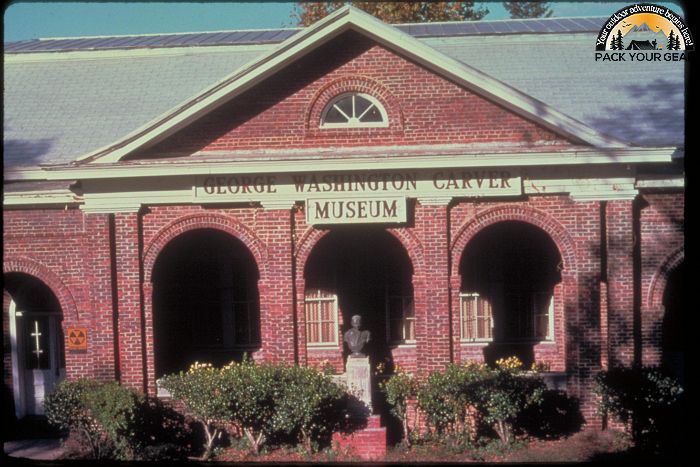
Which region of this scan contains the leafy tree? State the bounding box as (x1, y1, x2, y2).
(293, 1, 489, 26)
(503, 1, 553, 19)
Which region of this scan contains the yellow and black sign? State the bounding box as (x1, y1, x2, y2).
(67, 327, 88, 351)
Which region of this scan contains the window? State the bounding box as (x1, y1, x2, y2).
(387, 295, 415, 344)
(505, 289, 554, 341)
(305, 289, 338, 346)
(460, 293, 493, 341)
(320, 92, 388, 128)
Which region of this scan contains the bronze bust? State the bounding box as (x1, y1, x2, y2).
(344, 315, 370, 357)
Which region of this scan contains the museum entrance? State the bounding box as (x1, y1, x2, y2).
(304, 227, 414, 372)
(152, 229, 261, 379)
(4, 273, 66, 418)
(459, 221, 562, 367)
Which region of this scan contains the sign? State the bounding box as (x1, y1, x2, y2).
(306, 196, 406, 224)
(66, 327, 88, 351)
(195, 169, 521, 202)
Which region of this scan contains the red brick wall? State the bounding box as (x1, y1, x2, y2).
(2, 189, 684, 423)
(139, 30, 571, 158)
(639, 192, 684, 366)
(3, 209, 110, 382)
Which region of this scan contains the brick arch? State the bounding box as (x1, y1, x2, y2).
(647, 246, 684, 309)
(305, 76, 405, 132)
(450, 205, 577, 277)
(142, 213, 268, 283)
(295, 226, 425, 278)
(3, 256, 79, 320)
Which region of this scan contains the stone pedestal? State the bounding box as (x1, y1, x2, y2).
(346, 356, 372, 411)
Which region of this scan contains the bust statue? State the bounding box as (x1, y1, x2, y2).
(344, 315, 370, 357)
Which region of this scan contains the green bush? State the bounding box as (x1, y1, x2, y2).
(380, 367, 418, 446)
(44, 379, 106, 458)
(471, 358, 546, 444)
(594, 366, 683, 452)
(221, 360, 279, 455)
(271, 365, 348, 452)
(159, 362, 230, 460)
(44, 379, 160, 460)
(417, 362, 489, 438)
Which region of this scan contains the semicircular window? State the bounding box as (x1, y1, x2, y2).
(320, 92, 388, 128)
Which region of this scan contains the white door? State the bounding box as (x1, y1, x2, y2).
(10, 300, 66, 417)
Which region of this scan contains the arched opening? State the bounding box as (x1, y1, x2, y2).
(661, 261, 683, 384)
(4, 273, 66, 417)
(303, 228, 414, 370)
(152, 229, 261, 378)
(459, 221, 562, 367)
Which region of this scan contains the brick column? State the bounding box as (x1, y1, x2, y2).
(113, 211, 146, 391)
(257, 204, 296, 364)
(566, 201, 603, 422)
(84, 213, 118, 381)
(414, 199, 451, 374)
(605, 200, 635, 368)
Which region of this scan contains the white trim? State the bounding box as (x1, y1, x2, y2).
(7, 147, 676, 182)
(636, 178, 685, 188)
(9, 299, 25, 419)
(3, 189, 82, 207)
(76, 6, 628, 165)
(320, 92, 389, 128)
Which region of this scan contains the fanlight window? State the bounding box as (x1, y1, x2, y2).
(321, 92, 388, 128)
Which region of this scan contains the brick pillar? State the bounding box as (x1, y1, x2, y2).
(566, 201, 603, 422)
(414, 199, 451, 375)
(257, 204, 296, 364)
(84, 213, 118, 382)
(113, 211, 146, 391)
(605, 200, 635, 367)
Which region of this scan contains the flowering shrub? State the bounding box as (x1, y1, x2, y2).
(159, 362, 230, 459)
(472, 358, 546, 444)
(380, 365, 418, 446)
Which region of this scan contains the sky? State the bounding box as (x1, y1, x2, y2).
(3, 1, 688, 43)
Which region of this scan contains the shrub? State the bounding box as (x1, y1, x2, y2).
(221, 360, 280, 455)
(594, 366, 683, 452)
(471, 358, 546, 444)
(380, 366, 418, 446)
(271, 365, 348, 452)
(81, 381, 144, 460)
(417, 362, 489, 439)
(44, 379, 162, 460)
(44, 379, 106, 458)
(159, 362, 230, 460)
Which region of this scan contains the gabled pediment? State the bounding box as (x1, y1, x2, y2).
(81, 6, 628, 165)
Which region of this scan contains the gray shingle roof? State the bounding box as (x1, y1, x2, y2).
(3, 16, 685, 170)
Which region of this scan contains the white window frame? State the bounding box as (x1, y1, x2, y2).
(459, 292, 494, 343)
(533, 292, 555, 342)
(386, 294, 416, 345)
(304, 289, 339, 347)
(320, 92, 389, 129)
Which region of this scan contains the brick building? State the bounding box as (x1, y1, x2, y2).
(4, 7, 684, 422)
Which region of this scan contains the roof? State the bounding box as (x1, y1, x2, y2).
(3, 17, 606, 53)
(4, 11, 685, 171)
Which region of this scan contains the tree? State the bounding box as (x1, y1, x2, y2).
(293, 1, 489, 26)
(503, 1, 553, 19)
(667, 30, 675, 50)
(616, 29, 624, 50)
(609, 35, 618, 50)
